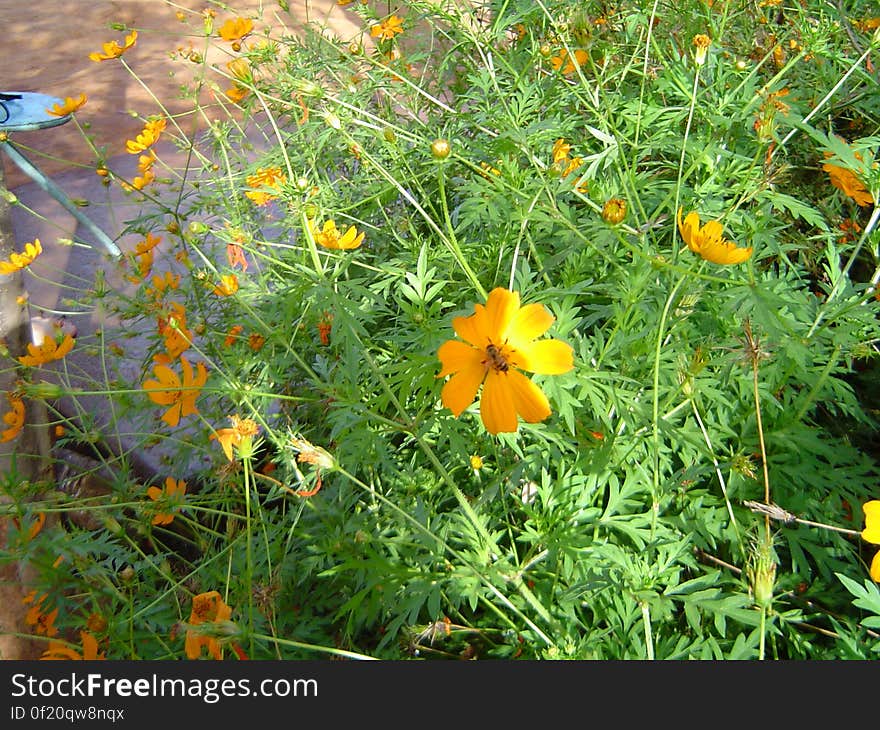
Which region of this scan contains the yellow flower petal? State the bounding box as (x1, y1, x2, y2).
(506, 368, 552, 424)
(513, 339, 575, 375)
(480, 370, 519, 435)
(441, 363, 486, 417)
(451, 306, 490, 348)
(484, 287, 520, 340)
(862, 501, 880, 544)
(437, 339, 483, 378)
(508, 302, 555, 342)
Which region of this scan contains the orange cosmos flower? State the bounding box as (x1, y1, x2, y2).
(41, 632, 105, 660)
(212, 274, 239, 296)
(218, 17, 254, 43)
(311, 219, 364, 250)
(248, 333, 266, 351)
(24, 594, 58, 638)
(225, 85, 250, 103)
(437, 288, 574, 435)
(0, 239, 42, 275)
(244, 166, 286, 206)
(157, 302, 193, 359)
(211, 415, 260, 462)
(551, 138, 571, 164)
(692, 34, 711, 66)
(125, 118, 167, 155)
(89, 30, 138, 62)
(18, 332, 75, 367)
(371, 14, 404, 40)
(142, 356, 208, 427)
(185, 591, 234, 660)
(823, 154, 874, 207)
(146, 477, 187, 526)
(46, 94, 87, 117)
(1, 393, 24, 443)
(224, 325, 244, 347)
(677, 208, 753, 265)
(146, 271, 180, 301)
(550, 48, 589, 75)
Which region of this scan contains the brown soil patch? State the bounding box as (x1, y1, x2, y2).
(0, 0, 362, 189)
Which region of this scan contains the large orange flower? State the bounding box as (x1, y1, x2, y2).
(437, 288, 574, 435)
(185, 591, 233, 660)
(143, 356, 208, 427)
(677, 208, 753, 265)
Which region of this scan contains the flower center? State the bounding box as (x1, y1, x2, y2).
(484, 342, 511, 373)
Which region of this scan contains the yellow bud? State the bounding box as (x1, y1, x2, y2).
(430, 138, 451, 160)
(602, 198, 627, 225)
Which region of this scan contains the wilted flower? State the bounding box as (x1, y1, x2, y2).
(692, 34, 711, 66)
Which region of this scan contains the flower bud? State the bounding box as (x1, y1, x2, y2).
(602, 198, 627, 224)
(430, 138, 451, 160)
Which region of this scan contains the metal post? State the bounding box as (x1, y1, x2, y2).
(1, 140, 121, 257)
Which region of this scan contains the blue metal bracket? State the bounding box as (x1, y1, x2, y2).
(0, 91, 121, 257)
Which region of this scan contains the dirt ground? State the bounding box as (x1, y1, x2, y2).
(0, 0, 362, 188)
